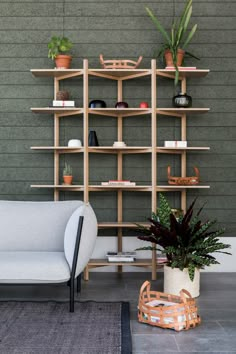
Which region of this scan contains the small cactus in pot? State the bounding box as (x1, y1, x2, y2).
(63, 163, 73, 185)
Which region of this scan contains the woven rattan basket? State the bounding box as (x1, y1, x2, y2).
(100, 54, 143, 69)
(167, 165, 200, 185)
(138, 281, 201, 331)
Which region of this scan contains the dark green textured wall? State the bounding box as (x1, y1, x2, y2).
(0, 0, 235, 236)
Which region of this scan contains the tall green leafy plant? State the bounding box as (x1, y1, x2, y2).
(146, 0, 199, 84)
(137, 194, 231, 280)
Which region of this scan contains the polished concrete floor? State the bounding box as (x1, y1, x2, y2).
(0, 272, 236, 353)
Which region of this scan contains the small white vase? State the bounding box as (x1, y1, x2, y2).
(164, 265, 200, 298)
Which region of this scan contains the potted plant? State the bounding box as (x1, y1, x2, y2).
(137, 194, 231, 297)
(63, 163, 73, 185)
(146, 0, 199, 84)
(48, 36, 73, 69)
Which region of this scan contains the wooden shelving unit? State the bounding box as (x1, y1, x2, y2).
(30, 61, 210, 281)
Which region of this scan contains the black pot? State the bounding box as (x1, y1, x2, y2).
(88, 130, 99, 146)
(89, 100, 106, 108)
(115, 101, 129, 108)
(172, 92, 192, 108)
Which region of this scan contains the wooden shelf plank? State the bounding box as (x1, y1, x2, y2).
(157, 185, 210, 191)
(88, 258, 160, 267)
(88, 69, 151, 80)
(157, 146, 210, 154)
(98, 222, 149, 228)
(31, 69, 83, 79)
(31, 108, 83, 115)
(88, 146, 151, 154)
(157, 108, 210, 117)
(89, 185, 152, 191)
(31, 184, 84, 190)
(31, 146, 84, 153)
(157, 69, 209, 79)
(89, 108, 151, 117)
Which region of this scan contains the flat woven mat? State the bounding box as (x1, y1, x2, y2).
(0, 301, 132, 354)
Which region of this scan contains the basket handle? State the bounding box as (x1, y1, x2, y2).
(167, 165, 171, 179)
(100, 54, 105, 66)
(139, 281, 151, 296)
(135, 56, 143, 68)
(193, 166, 200, 178)
(180, 289, 193, 302)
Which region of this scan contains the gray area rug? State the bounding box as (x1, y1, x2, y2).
(0, 301, 132, 354)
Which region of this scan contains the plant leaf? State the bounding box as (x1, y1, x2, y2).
(145, 7, 171, 46)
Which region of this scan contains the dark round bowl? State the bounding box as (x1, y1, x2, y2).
(172, 93, 192, 108)
(89, 100, 107, 108)
(115, 101, 129, 108)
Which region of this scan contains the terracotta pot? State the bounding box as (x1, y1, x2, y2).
(164, 49, 185, 67)
(63, 175, 73, 185)
(55, 55, 72, 69)
(164, 265, 200, 298)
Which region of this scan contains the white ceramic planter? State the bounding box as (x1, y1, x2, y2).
(164, 265, 200, 298)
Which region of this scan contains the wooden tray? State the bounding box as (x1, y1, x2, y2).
(167, 165, 199, 185)
(100, 54, 143, 69)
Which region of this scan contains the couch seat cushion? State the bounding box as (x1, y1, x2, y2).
(0, 252, 70, 283)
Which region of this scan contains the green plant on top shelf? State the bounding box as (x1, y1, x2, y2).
(48, 36, 73, 60)
(146, 0, 199, 84)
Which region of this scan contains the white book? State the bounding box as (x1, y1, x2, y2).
(101, 181, 136, 186)
(53, 100, 75, 107)
(108, 257, 135, 262)
(106, 251, 136, 257)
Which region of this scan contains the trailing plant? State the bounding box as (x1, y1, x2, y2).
(146, 0, 199, 84)
(137, 194, 231, 281)
(48, 36, 73, 60)
(63, 163, 73, 176)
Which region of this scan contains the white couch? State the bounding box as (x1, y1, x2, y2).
(0, 200, 97, 311)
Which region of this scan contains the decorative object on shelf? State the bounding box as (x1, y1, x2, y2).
(63, 163, 73, 185)
(48, 36, 73, 69)
(56, 90, 70, 101)
(145, 0, 199, 84)
(68, 139, 82, 148)
(89, 100, 107, 108)
(164, 141, 187, 148)
(115, 101, 129, 108)
(88, 130, 99, 146)
(101, 180, 136, 187)
(100, 54, 143, 69)
(167, 165, 199, 185)
(136, 194, 231, 297)
(138, 281, 201, 331)
(113, 141, 126, 147)
(106, 251, 136, 262)
(173, 92, 192, 108)
(53, 100, 75, 107)
(139, 102, 149, 108)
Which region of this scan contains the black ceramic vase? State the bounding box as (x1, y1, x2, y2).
(89, 100, 106, 108)
(172, 92, 192, 108)
(88, 130, 99, 146)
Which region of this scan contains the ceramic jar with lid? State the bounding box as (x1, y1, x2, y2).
(172, 92, 192, 108)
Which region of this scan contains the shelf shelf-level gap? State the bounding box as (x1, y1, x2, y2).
(83, 59, 89, 203)
(151, 59, 157, 280)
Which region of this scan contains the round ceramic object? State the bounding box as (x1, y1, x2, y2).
(115, 101, 129, 108)
(68, 139, 82, 147)
(89, 100, 106, 108)
(113, 141, 126, 147)
(172, 92, 192, 108)
(56, 90, 69, 101)
(139, 102, 149, 108)
(164, 265, 200, 298)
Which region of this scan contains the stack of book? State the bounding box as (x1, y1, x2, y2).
(101, 180, 136, 186)
(157, 255, 167, 264)
(106, 252, 136, 262)
(52, 100, 75, 107)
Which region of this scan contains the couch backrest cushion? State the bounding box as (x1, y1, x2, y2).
(64, 203, 97, 277)
(0, 201, 83, 251)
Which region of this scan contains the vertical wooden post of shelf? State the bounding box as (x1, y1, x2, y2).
(151, 59, 157, 280)
(54, 77, 59, 201)
(117, 79, 123, 273)
(181, 77, 187, 213)
(83, 59, 89, 281)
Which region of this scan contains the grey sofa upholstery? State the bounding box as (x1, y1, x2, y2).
(0, 200, 97, 311)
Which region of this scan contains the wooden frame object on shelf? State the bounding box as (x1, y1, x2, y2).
(30, 61, 210, 281)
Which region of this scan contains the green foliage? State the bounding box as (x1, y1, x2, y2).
(145, 0, 199, 85)
(136, 194, 231, 281)
(63, 163, 73, 176)
(48, 36, 73, 60)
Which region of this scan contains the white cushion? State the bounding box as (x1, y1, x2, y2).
(0, 251, 70, 283)
(0, 201, 83, 252)
(64, 203, 97, 277)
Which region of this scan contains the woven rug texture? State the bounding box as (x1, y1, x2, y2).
(0, 301, 131, 354)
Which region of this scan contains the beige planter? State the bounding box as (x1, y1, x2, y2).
(164, 265, 200, 298)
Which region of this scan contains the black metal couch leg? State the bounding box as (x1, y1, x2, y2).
(76, 274, 81, 294)
(70, 279, 74, 313)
